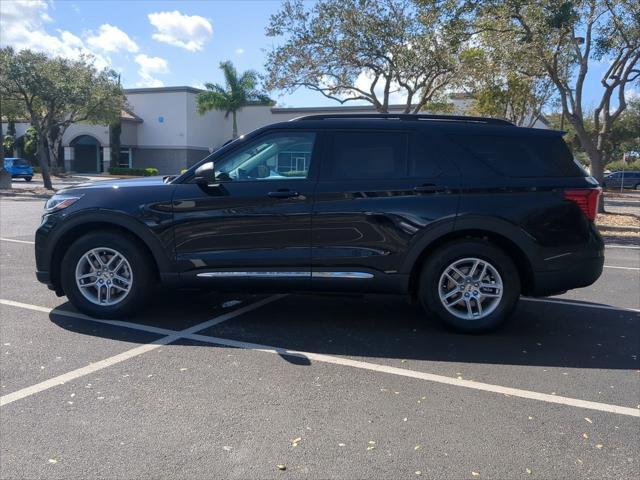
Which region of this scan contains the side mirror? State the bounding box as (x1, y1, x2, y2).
(193, 162, 216, 185)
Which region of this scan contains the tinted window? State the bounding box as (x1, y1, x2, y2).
(216, 132, 315, 181)
(327, 131, 408, 179)
(450, 134, 583, 177)
(410, 137, 441, 177)
(12, 158, 29, 167)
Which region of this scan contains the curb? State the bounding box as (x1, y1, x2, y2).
(598, 224, 640, 232)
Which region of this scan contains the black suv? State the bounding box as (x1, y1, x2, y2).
(35, 114, 604, 332)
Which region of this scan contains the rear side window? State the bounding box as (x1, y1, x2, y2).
(450, 134, 583, 177)
(326, 131, 408, 179)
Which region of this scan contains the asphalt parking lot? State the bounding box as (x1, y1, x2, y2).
(0, 197, 638, 479)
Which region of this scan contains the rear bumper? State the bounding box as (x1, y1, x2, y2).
(529, 254, 604, 296)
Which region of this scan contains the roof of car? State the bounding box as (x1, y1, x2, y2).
(263, 115, 561, 137)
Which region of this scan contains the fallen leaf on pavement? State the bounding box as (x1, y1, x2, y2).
(584, 417, 593, 424)
(276, 464, 286, 471)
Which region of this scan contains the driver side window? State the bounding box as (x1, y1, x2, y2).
(216, 132, 316, 181)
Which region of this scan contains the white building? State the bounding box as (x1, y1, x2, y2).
(3, 87, 549, 175)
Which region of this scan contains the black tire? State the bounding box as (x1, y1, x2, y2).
(25, 177, 32, 182)
(418, 239, 520, 333)
(60, 231, 154, 318)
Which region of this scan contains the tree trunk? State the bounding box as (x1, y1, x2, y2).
(0, 121, 11, 190)
(231, 111, 238, 139)
(38, 136, 53, 190)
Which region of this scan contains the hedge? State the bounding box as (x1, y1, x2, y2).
(606, 160, 640, 172)
(108, 167, 159, 176)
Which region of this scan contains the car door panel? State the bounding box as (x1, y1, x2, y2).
(311, 130, 460, 285)
(171, 131, 319, 286)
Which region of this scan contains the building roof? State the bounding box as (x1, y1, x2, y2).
(121, 108, 143, 123)
(124, 86, 204, 95)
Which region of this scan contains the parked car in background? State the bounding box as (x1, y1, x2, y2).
(602, 170, 640, 190)
(3, 157, 33, 182)
(35, 114, 604, 333)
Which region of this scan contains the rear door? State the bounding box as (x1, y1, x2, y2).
(311, 128, 460, 290)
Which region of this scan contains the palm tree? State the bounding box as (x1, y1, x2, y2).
(197, 61, 273, 139)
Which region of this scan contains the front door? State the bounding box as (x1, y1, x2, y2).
(172, 130, 319, 288)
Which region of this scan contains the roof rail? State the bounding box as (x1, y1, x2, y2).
(291, 113, 514, 126)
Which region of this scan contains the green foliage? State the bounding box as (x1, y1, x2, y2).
(547, 99, 640, 166)
(108, 167, 159, 177)
(197, 60, 272, 138)
(606, 160, 640, 172)
(3, 135, 15, 156)
(0, 47, 125, 189)
(265, 0, 468, 113)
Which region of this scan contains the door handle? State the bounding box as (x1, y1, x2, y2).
(268, 190, 300, 199)
(413, 184, 446, 193)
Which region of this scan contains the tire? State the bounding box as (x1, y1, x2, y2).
(418, 239, 520, 333)
(60, 231, 154, 318)
(25, 177, 32, 182)
(635, 183, 640, 190)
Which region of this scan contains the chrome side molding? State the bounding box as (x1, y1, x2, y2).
(196, 271, 374, 279)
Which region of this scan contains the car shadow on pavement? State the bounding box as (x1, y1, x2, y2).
(48, 291, 639, 371)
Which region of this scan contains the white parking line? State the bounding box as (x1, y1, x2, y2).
(522, 297, 640, 313)
(1, 298, 638, 417)
(0, 237, 35, 245)
(604, 265, 640, 271)
(606, 245, 640, 250)
(0, 295, 284, 407)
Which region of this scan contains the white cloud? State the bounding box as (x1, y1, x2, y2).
(235, 48, 245, 55)
(0, 0, 109, 70)
(135, 54, 169, 87)
(87, 24, 139, 53)
(625, 88, 639, 101)
(148, 10, 212, 52)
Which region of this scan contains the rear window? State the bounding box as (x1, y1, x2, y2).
(326, 131, 408, 179)
(11, 159, 30, 167)
(449, 134, 584, 177)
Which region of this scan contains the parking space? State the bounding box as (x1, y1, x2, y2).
(1, 197, 638, 478)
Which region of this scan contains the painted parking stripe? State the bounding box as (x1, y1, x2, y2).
(0, 295, 284, 407)
(522, 297, 640, 313)
(0, 237, 35, 245)
(604, 265, 640, 271)
(605, 245, 640, 250)
(1, 299, 638, 417)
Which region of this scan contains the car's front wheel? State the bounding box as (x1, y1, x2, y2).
(61, 231, 154, 318)
(418, 239, 520, 333)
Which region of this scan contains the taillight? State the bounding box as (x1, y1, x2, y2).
(564, 188, 601, 221)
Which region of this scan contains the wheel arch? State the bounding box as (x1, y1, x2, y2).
(406, 225, 535, 297)
(48, 211, 172, 294)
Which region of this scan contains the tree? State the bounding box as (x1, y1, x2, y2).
(265, 0, 469, 113)
(197, 61, 273, 139)
(459, 39, 554, 126)
(0, 48, 124, 189)
(480, 0, 640, 210)
(547, 97, 640, 165)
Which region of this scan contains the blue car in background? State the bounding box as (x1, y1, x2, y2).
(3, 157, 33, 182)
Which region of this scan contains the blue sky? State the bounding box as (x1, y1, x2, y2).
(0, 0, 633, 110)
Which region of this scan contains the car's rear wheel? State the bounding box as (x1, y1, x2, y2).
(61, 231, 154, 318)
(418, 239, 520, 333)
